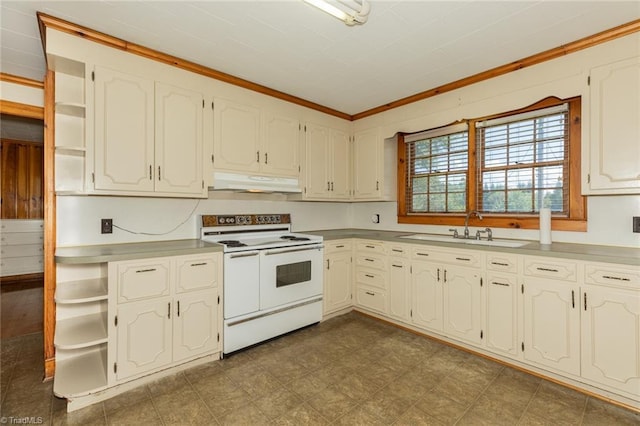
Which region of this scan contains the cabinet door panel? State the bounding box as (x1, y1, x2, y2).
(582, 285, 640, 397)
(443, 267, 482, 345)
(324, 250, 352, 314)
(155, 83, 204, 195)
(117, 298, 172, 380)
(94, 67, 154, 192)
(353, 128, 381, 199)
(523, 277, 580, 375)
(388, 258, 411, 322)
(263, 113, 299, 177)
(331, 130, 351, 199)
(174, 290, 219, 362)
(214, 99, 260, 172)
(486, 272, 518, 357)
(304, 123, 330, 198)
(411, 261, 442, 331)
(589, 57, 640, 192)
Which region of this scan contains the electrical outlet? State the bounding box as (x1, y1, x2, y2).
(101, 219, 113, 234)
(633, 216, 640, 233)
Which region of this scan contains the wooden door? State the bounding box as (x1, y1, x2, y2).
(443, 266, 483, 345)
(324, 249, 353, 314)
(1, 139, 43, 219)
(411, 260, 443, 331)
(173, 289, 219, 362)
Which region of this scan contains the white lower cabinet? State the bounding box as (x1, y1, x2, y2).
(387, 245, 411, 323)
(111, 253, 221, 382)
(522, 276, 581, 376)
(485, 253, 520, 358)
(116, 297, 173, 380)
(53, 250, 222, 409)
(581, 267, 640, 398)
(354, 241, 388, 315)
(411, 259, 442, 331)
(443, 266, 483, 345)
(323, 240, 353, 315)
(173, 289, 219, 362)
(485, 271, 519, 358)
(410, 247, 483, 344)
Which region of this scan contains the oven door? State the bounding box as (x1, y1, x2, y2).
(259, 244, 323, 310)
(224, 250, 260, 318)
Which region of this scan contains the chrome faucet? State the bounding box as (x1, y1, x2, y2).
(464, 210, 483, 239)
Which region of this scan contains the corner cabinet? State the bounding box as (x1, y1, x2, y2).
(352, 128, 396, 201)
(54, 246, 222, 412)
(585, 56, 640, 194)
(92, 67, 207, 197)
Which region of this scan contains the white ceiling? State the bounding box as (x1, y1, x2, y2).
(1, 1, 639, 116)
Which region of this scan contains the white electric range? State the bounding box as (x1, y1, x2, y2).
(200, 214, 323, 354)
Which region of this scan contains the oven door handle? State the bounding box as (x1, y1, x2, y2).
(263, 245, 323, 256)
(228, 251, 260, 259)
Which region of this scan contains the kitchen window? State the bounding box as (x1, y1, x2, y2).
(398, 97, 586, 231)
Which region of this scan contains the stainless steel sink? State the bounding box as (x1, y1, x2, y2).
(399, 233, 529, 248)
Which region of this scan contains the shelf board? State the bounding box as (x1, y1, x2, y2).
(55, 102, 86, 117)
(56, 277, 107, 304)
(55, 146, 86, 156)
(55, 312, 108, 350)
(53, 347, 108, 398)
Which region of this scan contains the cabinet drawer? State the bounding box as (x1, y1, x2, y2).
(355, 286, 386, 313)
(0, 232, 43, 246)
(325, 240, 352, 253)
(388, 244, 409, 257)
(1, 256, 43, 276)
(175, 254, 218, 293)
(355, 268, 387, 290)
(523, 257, 577, 281)
(436, 251, 482, 268)
(355, 254, 386, 271)
(115, 259, 171, 303)
(487, 253, 519, 274)
(411, 247, 434, 260)
(0, 244, 43, 258)
(356, 240, 386, 254)
(585, 264, 640, 288)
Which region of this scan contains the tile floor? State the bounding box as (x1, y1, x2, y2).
(1, 312, 639, 425)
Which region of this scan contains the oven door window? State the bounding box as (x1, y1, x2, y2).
(276, 261, 311, 287)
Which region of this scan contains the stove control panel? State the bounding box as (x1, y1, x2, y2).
(201, 214, 291, 227)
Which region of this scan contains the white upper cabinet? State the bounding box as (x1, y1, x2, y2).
(586, 56, 640, 194)
(93, 66, 155, 193)
(91, 66, 207, 197)
(213, 98, 300, 177)
(155, 82, 204, 195)
(303, 122, 350, 200)
(263, 112, 300, 177)
(353, 127, 382, 199)
(213, 98, 261, 173)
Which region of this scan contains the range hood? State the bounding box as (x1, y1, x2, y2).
(210, 172, 302, 193)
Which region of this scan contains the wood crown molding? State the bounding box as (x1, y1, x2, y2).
(0, 73, 44, 89)
(0, 100, 44, 120)
(37, 13, 639, 121)
(36, 12, 351, 121)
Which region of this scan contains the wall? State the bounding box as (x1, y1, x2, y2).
(56, 193, 351, 246)
(351, 32, 640, 249)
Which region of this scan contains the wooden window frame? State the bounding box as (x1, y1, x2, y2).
(398, 97, 587, 231)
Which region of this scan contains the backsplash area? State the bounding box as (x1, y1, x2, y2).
(56, 193, 351, 246)
(351, 195, 640, 248)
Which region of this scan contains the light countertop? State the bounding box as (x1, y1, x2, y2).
(306, 229, 640, 266)
(55, 239, 222, 264)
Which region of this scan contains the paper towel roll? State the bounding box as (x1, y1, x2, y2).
(539, 208, 552, 245)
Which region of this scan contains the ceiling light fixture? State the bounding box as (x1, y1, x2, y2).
(304, 0, 371, 26)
